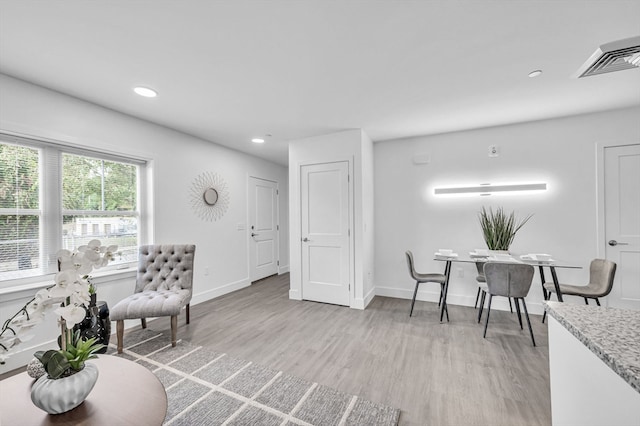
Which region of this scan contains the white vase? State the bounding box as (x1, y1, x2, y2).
(31, 362, 99, 414)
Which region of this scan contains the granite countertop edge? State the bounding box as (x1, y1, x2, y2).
(544, 301, 640, 394)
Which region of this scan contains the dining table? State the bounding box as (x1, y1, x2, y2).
(433, 251, 581, 323)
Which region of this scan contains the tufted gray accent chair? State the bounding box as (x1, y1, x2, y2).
(481, 262, 536, 346)
(110, 244, 196, 353)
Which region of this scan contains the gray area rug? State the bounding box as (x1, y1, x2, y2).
(106, 329, 400, 426)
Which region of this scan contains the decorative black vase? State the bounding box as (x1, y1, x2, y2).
(73, 294, 111, 353)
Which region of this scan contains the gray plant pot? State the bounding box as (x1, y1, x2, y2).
(30, 362, 99, 414)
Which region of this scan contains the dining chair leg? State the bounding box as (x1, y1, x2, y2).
(141, 318, 147, 329)
(409, 281, 420, 317)
(521, 299, 536, 347)
(508, 297, 513, 313)
(444, 297, 449, 322)
(438, 285, 443, 308)
(483, 295, 493, 338)
(474, 287, 481, 309)
(584, 297, 589, 305)
(477, 291, 486, 323)
(186, 304, 190, 324)
(595, 298, 601, 306)
(514, 298, 523, 329)
(541, 291, 551, 324)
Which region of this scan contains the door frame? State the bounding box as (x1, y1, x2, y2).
(595, 141, 639, 260)
(289, 157, 355, 307)
(247, 175, 280, 281)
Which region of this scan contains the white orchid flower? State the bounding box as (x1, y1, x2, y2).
(62, 252, 93, 275)
(55, 304, 86, 328)
(84, 248, 100, 263)
(50, 270, 79, 298)
(70, 282, 91, 306)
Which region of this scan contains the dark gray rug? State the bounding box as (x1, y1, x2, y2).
(106, 329, 400, 426)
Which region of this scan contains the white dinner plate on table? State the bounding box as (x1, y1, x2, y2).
(520, 255, 555, 264)
(435, 252, 458, 259)
(469, 251, 489, 258)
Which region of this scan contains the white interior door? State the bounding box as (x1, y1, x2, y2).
(301, 161, 350, 306)
(249, 177, 278, 282)
(604, 144, 640, 310)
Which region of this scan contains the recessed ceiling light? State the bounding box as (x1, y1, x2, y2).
(133, 86, 158, 97)
(528, 70, 543, 78)
(251, 138, 265, 144)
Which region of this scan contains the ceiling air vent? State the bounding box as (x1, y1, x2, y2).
(574, 36, 640, 78)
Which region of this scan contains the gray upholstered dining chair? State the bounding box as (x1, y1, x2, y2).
(405, 251, 447, 318)
(543, 258, 616, 306)
(482, 262, 536, 346)
(476, 261, 514, 322)
(111, 244, 196, 353)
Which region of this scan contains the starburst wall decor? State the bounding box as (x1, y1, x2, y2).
(189, 171, 230, 221)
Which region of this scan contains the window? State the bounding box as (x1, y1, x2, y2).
(0, 135, 145, 283)
(0, 144, 40, 276)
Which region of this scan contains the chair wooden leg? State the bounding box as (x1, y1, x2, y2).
(508, 297, 513, 313)
(116, 320, 124, 354)
(186, 304, 190, 324)
(141, 318, 147, 329)
(474, 287, 481, 309)
(514, 298, 523, 329)
(483, 295, 493, 338)
(595, 298, 601, 306)
(170, 315, 177, 347)
(409, 281, 420, 317)
(521, 299, 536, 347)
(584, 297, 589, 305)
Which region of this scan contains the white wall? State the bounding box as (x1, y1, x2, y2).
(0, 73, 289, 372)
(288, 129, 375, 309)
(374, 107, 640, 314)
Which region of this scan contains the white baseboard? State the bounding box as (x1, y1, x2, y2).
(374, 286, 545, 315)
(278, 265, 290, 274)
(190, 277, 251, 306)
(289, 288, 301, 300)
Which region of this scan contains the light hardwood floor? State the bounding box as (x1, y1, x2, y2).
(1, 273, 551, 425)
(149, 273, 551, 426)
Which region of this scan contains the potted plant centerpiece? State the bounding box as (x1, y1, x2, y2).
(0, 240, 117, 414)
(478, 206, 532, 252)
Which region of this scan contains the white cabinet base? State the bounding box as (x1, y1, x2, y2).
(548, 316, 640, 426)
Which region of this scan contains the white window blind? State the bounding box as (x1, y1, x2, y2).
(0, 143, 41, 278)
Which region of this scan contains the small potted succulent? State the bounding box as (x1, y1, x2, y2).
(30, 330, 105, 414)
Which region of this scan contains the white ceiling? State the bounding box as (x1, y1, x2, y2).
(1, 1, 639, 165)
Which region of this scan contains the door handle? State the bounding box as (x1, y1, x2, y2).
(608, 240, 629, 246)
(302, 237, 310, 242)
(251, 233, 259, 237)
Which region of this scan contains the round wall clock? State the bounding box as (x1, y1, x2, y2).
(189, 171, 230, 221)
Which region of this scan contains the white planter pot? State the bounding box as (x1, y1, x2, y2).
(31, 362, 99, 414)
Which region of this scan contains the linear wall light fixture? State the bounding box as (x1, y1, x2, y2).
(434, 182, 547, 196)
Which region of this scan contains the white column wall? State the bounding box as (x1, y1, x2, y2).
(374, 107, 640, 314)
(288, 129, 374, 309)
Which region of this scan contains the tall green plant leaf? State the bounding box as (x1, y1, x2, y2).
(478, 206, 532, 250)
